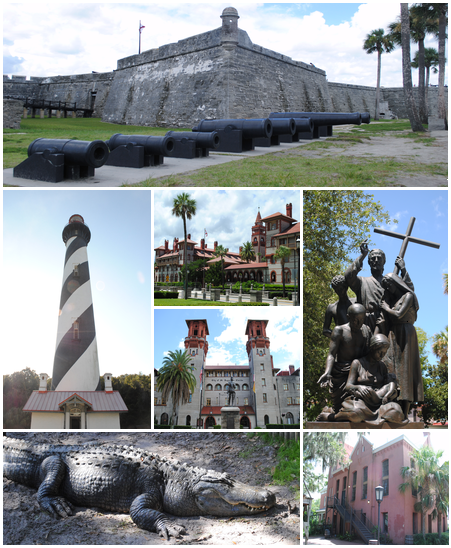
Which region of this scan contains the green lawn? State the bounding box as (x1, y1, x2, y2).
(3, 117, 189, 169)
(4, 117, 445, 187)
(154, 299, 270, 306)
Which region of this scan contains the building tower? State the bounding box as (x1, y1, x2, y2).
(245, 319, 280, 427)
(176, 319, 209, 427)
(52, 214, 100, 391)
(251, 207, 266, 262)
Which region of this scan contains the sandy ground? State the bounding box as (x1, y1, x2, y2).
(299, 128, 448, 187)
(3, 432, 300, 546)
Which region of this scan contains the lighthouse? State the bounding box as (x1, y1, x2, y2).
(52, 214, 100, 391)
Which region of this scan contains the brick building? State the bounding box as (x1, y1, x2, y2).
(319, 434, 448, 545)
(154, 203, 300, 287)
(154, 318, 300, 428)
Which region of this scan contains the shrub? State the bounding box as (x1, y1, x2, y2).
(154, 291, 178, 299)
(413, 533, 449, 545)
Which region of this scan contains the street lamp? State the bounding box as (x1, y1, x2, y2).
(375, 485, 384, 544)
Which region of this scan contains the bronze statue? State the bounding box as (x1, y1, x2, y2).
(322, 275, 356, 337)
(226, 378, 237, 406)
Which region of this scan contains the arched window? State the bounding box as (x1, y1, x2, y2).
(206, 384, 213, 391)
(271, 271, 276, 282)
(242, 383, 249, 391)
(160, 413, 169, 425)
(186, 415, 191, 426)
(285, 412, 294, 424)
(285, 269, 291, 283)
(215, 383, 222, 391)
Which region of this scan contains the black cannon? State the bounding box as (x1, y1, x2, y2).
(105, 134, 175, 168)
(361, 113, 371, 124)
(270, 112, 365, 138)
(13, 138, 109, 182)
(279, 117, 315, 142)
(166, 130, 220, 158)
(192, 118, 273, 153)
(253, 118, 297, 147)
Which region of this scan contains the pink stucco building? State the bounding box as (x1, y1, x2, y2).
(319, 434, 448, 545)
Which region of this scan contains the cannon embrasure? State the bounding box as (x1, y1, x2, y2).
(105, 134, 175, 168)
(192, 118, 273, 153)
(166, 130, 220, 158)
(13, 138, 109, 183)
(270, 112, 366, 138)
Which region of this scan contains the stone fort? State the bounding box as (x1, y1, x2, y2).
(4, 7, 445, 127)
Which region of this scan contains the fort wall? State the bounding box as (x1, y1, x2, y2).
(3, 8, 447, 127)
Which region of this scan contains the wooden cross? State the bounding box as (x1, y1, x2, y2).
(374, 217, 440, 275)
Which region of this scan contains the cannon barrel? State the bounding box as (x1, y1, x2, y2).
(193, 118, 273, 139)
(270, 112, 363, 126)
(166, 131, 220, 149)
(292, 117, 314, 133)
(267, 118, 297, 136)
(360, 112, 371, 124)
(28, 138, 109, 168)
(106, 134, 175, 156)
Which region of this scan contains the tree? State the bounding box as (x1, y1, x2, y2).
(303, 433, 348, 493)
(213, 244, 228, 290)
(112, 373, 152, 428)
(172, 193, 197, 297)
(3, 367, 40, 428)
(363, 29, 395, 120)
(204, 261, 223, 286)
(180, 258, 208, 287)
(411, 47, 440, 105)
(240, 241, 256, 263)
(400, 4, 426, 131)
(303, 191, 392, 420)
(274, 245, 291, 298)
(156, 349, 196, 426)
(399, 445, 449, 540)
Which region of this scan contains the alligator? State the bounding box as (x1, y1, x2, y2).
(3, 437, 276, 539)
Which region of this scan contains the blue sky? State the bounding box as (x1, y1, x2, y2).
(154, 308, 300, 373)
(358, 190, 448, 359)
(3, 3, 447, 87)
(3, 189, 153, 378)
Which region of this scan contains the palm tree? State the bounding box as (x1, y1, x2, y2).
(411, 46, 440, 109)
(400, 4, 426, 132)
(274, 245, 291, 298)
(398, 444, 449, 540)
(172, 193, 197, 298)
(156, 349, 196, 426)
(214, 244, 228, 290)
(240, 241, 256, 263)
(389, 6, 438, 124)
(363, 29, 395, 120)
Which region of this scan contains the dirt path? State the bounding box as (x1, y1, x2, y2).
(3, 432, 300, 546)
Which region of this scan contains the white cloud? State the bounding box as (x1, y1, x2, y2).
(3, 3, 445, 87)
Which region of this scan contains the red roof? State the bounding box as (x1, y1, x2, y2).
(275, 222, 300, 237)
(204, 365, 249, 370)
(261, 212, 296, 222)
(23, 391, 128, 412)
(201, 405, 255, 415)
(224, 262, 267, 270)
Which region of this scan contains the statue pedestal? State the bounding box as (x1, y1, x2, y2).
(221, 406, 240, 429)
(306, 421, 425, 430)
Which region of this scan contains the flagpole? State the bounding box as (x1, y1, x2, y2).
(139, 20, 141, 54)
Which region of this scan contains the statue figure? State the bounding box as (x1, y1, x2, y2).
(376, 272, 423, 420)
(317, 303, 371, 413)
(318, 334, 406, 424)
(226, 377, 237, 406)
(322, 275, 356, 337)
(345, 242, 413, 331)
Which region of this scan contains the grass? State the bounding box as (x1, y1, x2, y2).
(154, 298, 270, 306)
(4, 117, 446, 187)
(3, 117, 189, 169)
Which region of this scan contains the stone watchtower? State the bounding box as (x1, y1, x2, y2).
(245, 320, 280, 426)
(177, 319, 209, 427)
(221, 7, 240, 50)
